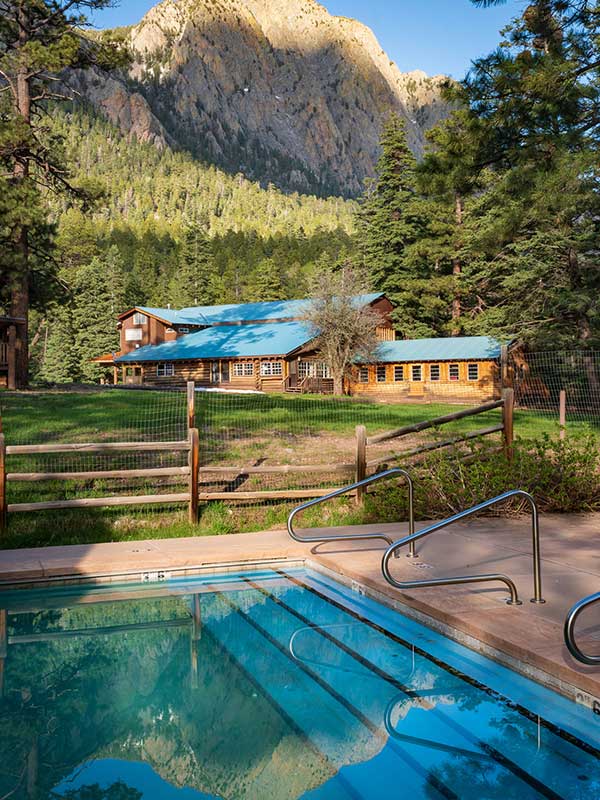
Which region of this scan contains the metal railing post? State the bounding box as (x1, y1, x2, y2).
(564, 592, 600, 665)
(287, 467, 416, 557)
(382, 489, 545, 605)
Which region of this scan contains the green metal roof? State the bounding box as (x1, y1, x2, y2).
(373, 336, 502, 363)
(135, 293, 385, 327)
(115, 321, 315, 363)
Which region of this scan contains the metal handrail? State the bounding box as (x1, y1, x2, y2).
(287, 467, 416, 557)
(382, 489, 545, 605)
(564, 591, 600, 665)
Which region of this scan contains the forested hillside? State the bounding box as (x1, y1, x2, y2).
(31, 105, 356, 382)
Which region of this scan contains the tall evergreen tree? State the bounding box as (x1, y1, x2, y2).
(450, 0, 600, 346)
(167, 226, 217, 307)
(244, 257, 285, 302)
(0, 0, 125, 386)
(356, 113, 455, 336)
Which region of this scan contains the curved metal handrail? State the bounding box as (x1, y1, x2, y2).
(288, 467, 416, 558)
(382, 489, 545, 605)
(564, 591, 600, 665)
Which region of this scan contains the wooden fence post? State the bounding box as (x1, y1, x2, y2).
(0, 433, 6, 533)
(188, 427, 200, 523)
(559, 389, 566, 440)
(355, 424, 367, 506)
(500, 344, 509, 389)
(187, 381, 196, 431)
(502, 388, 514, 460)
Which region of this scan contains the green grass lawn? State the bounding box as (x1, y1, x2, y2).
(0, 388, 591, 549)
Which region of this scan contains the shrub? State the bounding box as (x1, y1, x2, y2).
(363, 433, 600, 523)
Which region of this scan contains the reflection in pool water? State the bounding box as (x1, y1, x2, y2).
(0, 569, 598, 799)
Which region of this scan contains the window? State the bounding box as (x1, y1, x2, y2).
(178, 327, 189, 334)
(156, 362, 174, 377)
(468, 363, 479, 381)
(210, 361, 219, 383)
(376, 365, 387, 382)
(394, 365, 404, 382)
(260, 361, 283, 377)
(449, 364, 460, 381)
(233, 362, 254, 377)
(125, 328, 143, 342)
(298, 360, 331, 379)
(430, 364, 441, 381)
(132, 312, 147, 326)
(359, 367, 369, 383)
(411, 365, 422, 382)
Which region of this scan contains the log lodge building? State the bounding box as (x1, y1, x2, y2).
(97, 294, 505, 402)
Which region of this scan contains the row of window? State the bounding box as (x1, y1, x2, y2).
(359, 363, 479, 383)
(154, 361, 284, 379)
(153, 361, 481, 382)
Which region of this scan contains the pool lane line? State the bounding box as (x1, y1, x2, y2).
(278, 568, 600, 760)
(211, 586, 460, 800)
(265, 573, 581, 800)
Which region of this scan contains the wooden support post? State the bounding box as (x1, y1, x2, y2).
(7, 325, 16, 391)
(355, 424, 367, 506)
(559, 389, 567, 440)
(113, 365, 118, 385)
(502, 388, 514, 461)
(500, 344, 509, 390)
(0, 433, 6, 533)
(187, 381, 195, 431)
(188, 427, 200, 523)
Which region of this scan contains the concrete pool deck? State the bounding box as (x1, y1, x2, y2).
(1, 513, 600, 705)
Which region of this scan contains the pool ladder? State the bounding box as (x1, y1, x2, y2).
(288, 478, 545, 606)
(564, 592, 600, 665)
(287, 467, 416, 558)
(382, 490, 545, 606)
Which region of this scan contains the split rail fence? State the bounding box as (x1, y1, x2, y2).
(0, 384, 514, 531)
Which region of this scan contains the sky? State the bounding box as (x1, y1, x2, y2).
(90, 0, 523, 79)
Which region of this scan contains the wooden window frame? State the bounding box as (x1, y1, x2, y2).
(411, 364, 422, 382)
(260, 361, 283, 377)
(376, 365, 387, 383)
(430, 364, 441, 382)
(233, 362, 254, 377)
(393, 365, 404, 382)
(358, 367, 369, 383)
(467, 363, 479, 381)
(449, 363, 460, 381)
(156, 362, 174, 377)
(132, 312, 148, 326)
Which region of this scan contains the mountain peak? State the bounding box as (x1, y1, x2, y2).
(75, 0, 449, 196)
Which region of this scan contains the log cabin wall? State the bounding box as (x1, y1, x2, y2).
(347, 360, 501, 403)
(134, 356, 287, 392)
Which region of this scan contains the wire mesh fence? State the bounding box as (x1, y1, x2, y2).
(510, 351, 600, 435)
(1, 349, 599, 546)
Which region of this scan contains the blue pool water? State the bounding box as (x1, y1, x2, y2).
(0, 567, 598, 799)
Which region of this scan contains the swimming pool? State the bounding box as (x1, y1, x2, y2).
(0, 567, 598, 799)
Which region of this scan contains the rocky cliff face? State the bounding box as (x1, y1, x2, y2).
(77, 0, 449, 196)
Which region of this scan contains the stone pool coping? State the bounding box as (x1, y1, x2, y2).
(1, 513, 600, 707)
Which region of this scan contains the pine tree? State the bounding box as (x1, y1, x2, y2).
(167, 227, 218, 307)
(356, 113, 454, 337)
(0, 0, 125, 387)
(244, 257, 285, 302)
(72, 250, 128, 381)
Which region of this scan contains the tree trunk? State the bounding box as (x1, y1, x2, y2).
(451, 193, 463, 336)
(333, 373, 344, 396)
(10, 4, 32, 388)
